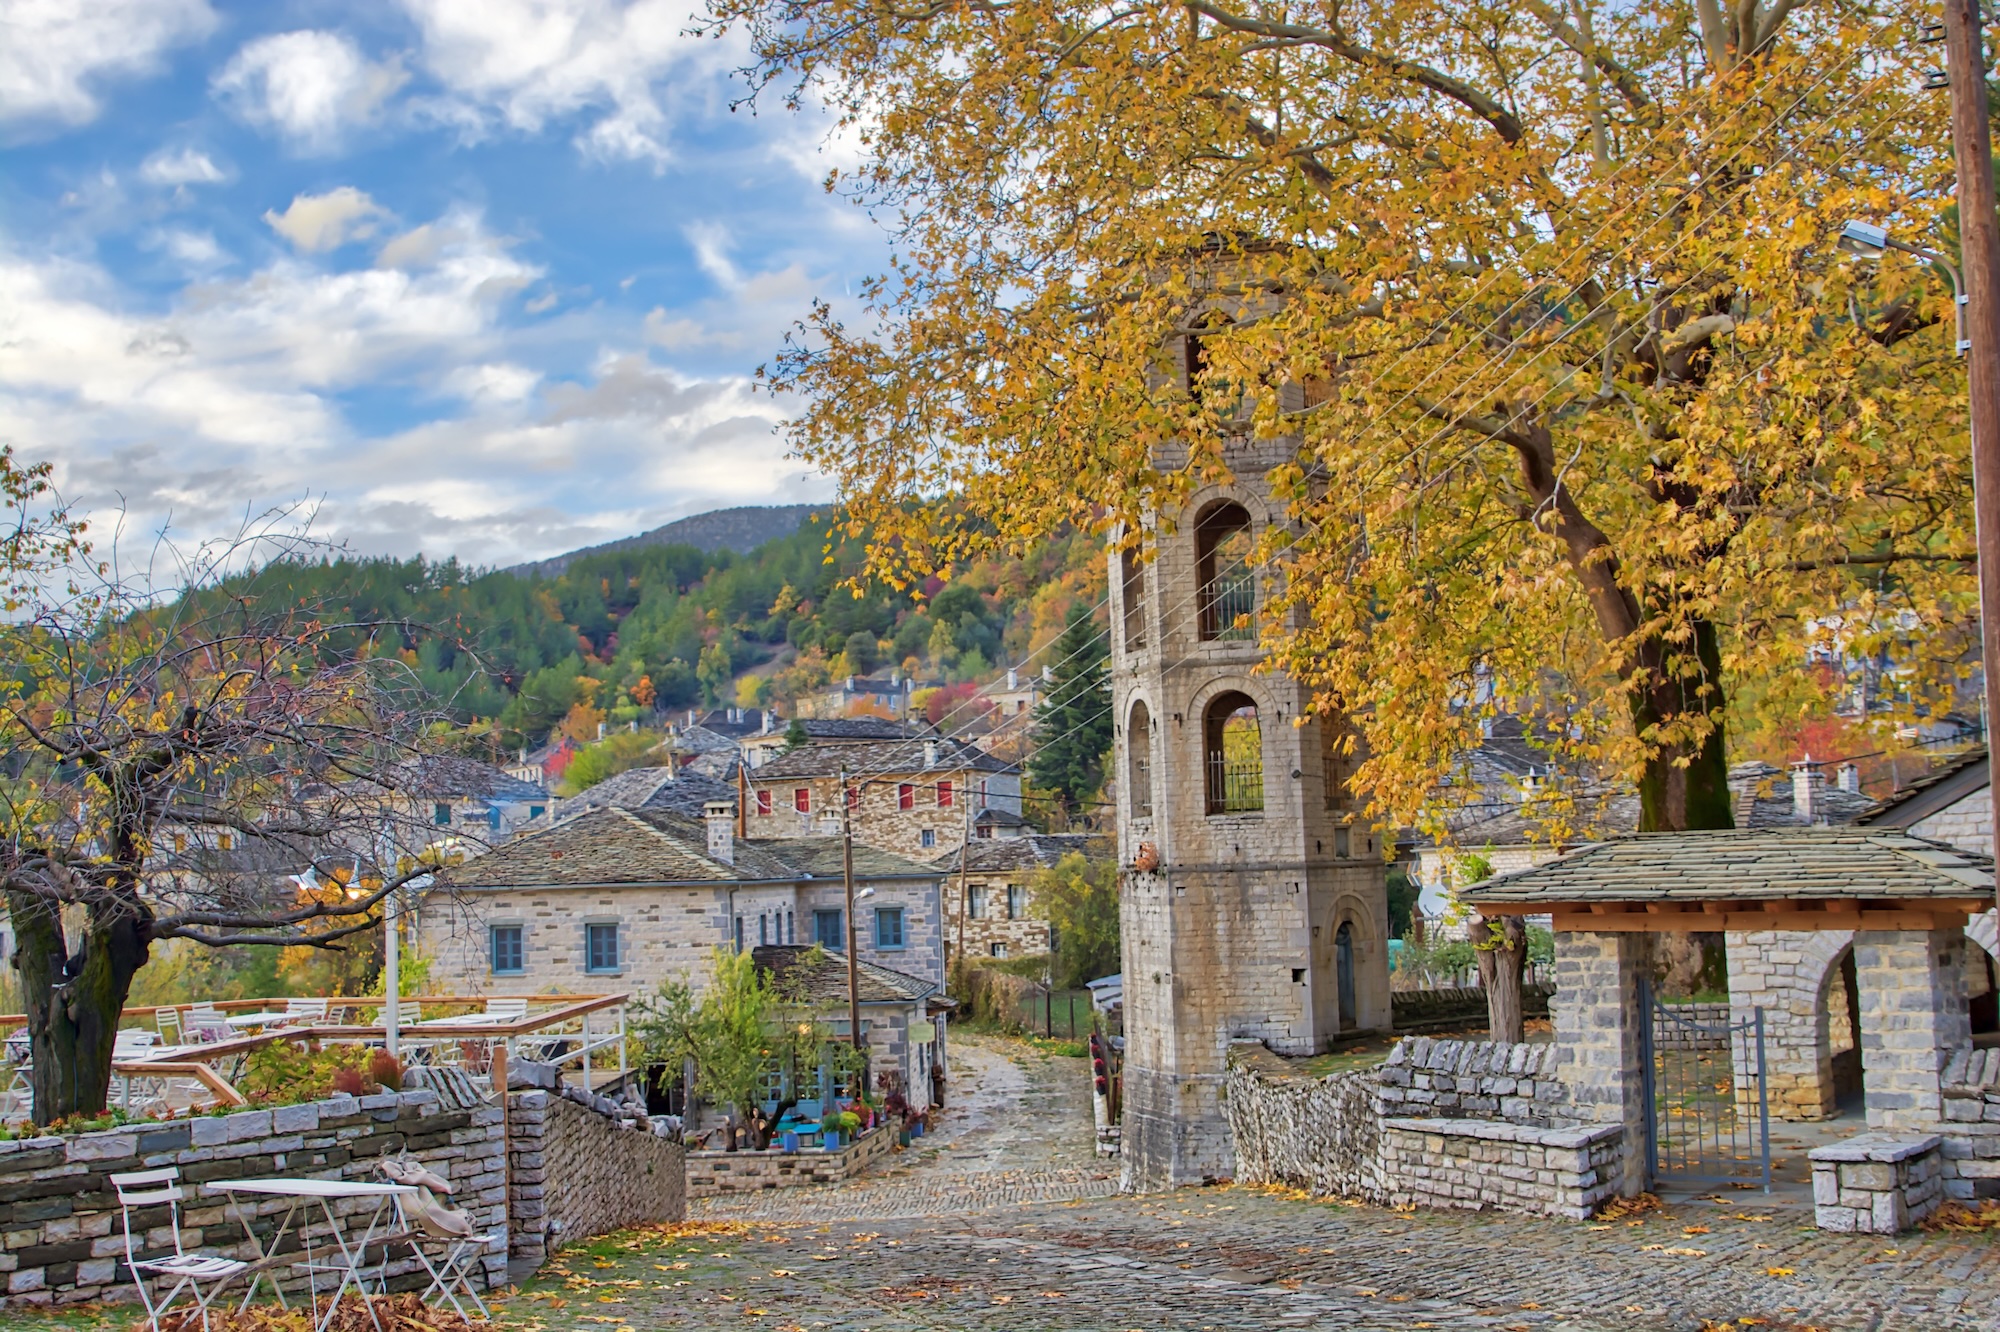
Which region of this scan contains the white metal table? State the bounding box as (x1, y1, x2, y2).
(203, 1179, 417, 1332)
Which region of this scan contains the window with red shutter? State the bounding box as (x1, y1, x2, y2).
(756, 790, 772, 816)
(898, 783, 915, 810)
(937, 780, 954, 808)
(795, 788, 811, 813)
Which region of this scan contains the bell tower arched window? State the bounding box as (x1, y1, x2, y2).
(1120, 546, 1147, 651)
(1128, 701, 1153, 819)
(1321, 717, 1358, 814)
(1196, 502, 1255, 641)
(1204, 692, 1263, 814)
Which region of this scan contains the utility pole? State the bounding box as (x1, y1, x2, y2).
(841, 766, 866, 1094)
(1942, 0, 2000, 911)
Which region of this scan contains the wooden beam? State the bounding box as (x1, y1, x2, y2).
(1551, 908, 1971, 933)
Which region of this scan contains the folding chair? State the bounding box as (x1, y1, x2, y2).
(184, 1005, 230, 1043)
(482, 998, 529, 1021)
(390, 1168, 502, 1320)
(278, 998, 329, 1026)
(111, 1167, 248, 1332)
(154, 1008, 184, 1045)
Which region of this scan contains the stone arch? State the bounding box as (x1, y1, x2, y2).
(1125, 698, 1154, 820)
(1324, 890, 1391, 1033)
(1725, 928, 1853, 1122)
(1967, 909, 1999, 965)
(1202, 690, 1264, 814)
(1194, 500, 1256, 641)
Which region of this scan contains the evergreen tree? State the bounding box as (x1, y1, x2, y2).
(1027, 605, 1111, 821)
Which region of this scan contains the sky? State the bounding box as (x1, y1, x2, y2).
(0, 0, 885, 570)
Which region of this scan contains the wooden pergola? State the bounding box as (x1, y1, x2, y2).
(1464, 828, 1992, 932)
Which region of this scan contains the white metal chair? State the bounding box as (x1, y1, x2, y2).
(184, 1005, 230, 1043)
(111, 1167, 248, 1332)
(482, 998, 529, 1021)
(155, 1008, 184, 1045)
(381, 1159, 500, 1320)
(279, 998, 329, 1026)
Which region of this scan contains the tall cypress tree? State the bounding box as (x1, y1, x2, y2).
(1027, 605, 1112, 822)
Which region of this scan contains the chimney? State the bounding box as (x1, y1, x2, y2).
(1837, 761, 1862, 794)
(704, 800, 736, 864)
(1042, 664, 1053, 682)
(1790, 755, 1826, 824)
(596, 721, 606, 740)
(923, 739, 939, 769)
(1007, 668, 1018, 690)
(761, 710, 773, 735)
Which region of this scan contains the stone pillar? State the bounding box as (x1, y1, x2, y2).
(1551, 930, 1650, 1196)
(1853, 928, 1972, 1130)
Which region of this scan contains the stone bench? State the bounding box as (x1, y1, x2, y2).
(1809, 1134, 1943, 1233)
(1380, 1116, 1625, 1221)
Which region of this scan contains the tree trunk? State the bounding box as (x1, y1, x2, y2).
(7, 891, 150, 1125)
(1632, 618, 1734, 834)
(1474, 912, 1528, 1044)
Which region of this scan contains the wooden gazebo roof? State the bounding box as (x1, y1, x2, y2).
(1464, 828, 1993, 932)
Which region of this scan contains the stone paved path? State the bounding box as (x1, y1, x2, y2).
(489, 1035, 2000, 1331)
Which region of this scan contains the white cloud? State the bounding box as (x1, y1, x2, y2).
(139, 146, 228, 187)
(0, 0, 215, 130)
(0, 211, 820, 567)
(264, 188, 393, 253)
(157, 229, 226, 268)
(398, 0, 726, 166)
(213, 30, 407, 154)
(684, 222, 741, 289)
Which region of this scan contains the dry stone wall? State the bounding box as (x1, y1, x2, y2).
(1226, 1037, 1614, 1220)
(0, 1090, 505, 1308)
(507, 1089, 685, 1264)
(684, 1124, 897, 1197)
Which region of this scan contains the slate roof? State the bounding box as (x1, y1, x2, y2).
(782, 718, 933, 742)
(544, 766, 736, 822)
(1728, 762, 1876, 828)
(443, 806, 796, 887)
(1464, 827, 1994, 905)
(755, 839, 945, 881)
(751, 945, 937, 1004)
(748, 736, 1014, 781)
(443, 804, 940, 889)
(387, 756, 548, 803)
(1855, 748, 1990, 828)
(931, 833, 1106, 874)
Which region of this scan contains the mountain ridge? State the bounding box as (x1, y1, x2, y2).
(506, 504, 822, 579)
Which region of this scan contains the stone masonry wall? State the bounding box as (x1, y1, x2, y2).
(0, 1090, 506, 1308)
(684, 1124, 897, 1197)
(1223, 1045, 1384, 1202)
(1380, 1117, 1626, 1221)
(507, 1090, 685, 1264)
(1376, 1037, 1579, 1127)
(1226, 1038, 1616, 1220)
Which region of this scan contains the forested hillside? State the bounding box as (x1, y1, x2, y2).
(207, 512, 1105, 751)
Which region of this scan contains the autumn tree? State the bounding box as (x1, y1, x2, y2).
(713, 0, 1973, 838)
(0, 457, 466, 1123)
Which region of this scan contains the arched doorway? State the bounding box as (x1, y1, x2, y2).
(1825, 947, 1864, 1107)
(1336, 922, 1357, 1031)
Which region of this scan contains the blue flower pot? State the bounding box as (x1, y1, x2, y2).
(781, 1131, 799, 1154)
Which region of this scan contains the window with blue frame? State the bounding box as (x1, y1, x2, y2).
(433, 803, 451, 826)
(813, 909, 844, 950)
(490, 924, 524, 975)
(585, 922, 620, 973)
(874, 907, 905, 950)
(487, 806, 501, 830)
(529, 805, 545, 819)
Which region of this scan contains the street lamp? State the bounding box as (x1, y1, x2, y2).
(1840, 219, 1970, 355)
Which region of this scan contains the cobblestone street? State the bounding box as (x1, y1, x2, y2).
(480, 1034, 2000, 1331)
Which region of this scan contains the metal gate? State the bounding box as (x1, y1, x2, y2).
(1639, 979, 1771, 1190)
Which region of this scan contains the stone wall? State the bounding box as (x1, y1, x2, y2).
(684, 1123, 897, 1197)
(1810, 1134, 1945, 1233)
(0, 1091, 506, 1308)
(1380, 1117, 1625, 1221)
(1225, 1038, 1618, 1220)
(1387, 986, 1551, 1032)
(1222, 1045, 1384, 1202)
(506, 1089, 685, 1265)
(1376, 1037, 1577, 1127)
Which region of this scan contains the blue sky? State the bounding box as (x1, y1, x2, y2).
(1, 0, 884, 568)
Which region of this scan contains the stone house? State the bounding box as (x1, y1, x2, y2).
(751, 944, 945, 1106)
(742, 736, 1021, 860)
(419, 802, 947, 1104)
(931, 832, 1107, 963)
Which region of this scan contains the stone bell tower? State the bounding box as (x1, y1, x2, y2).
(1112, 304, 1393, 1190)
